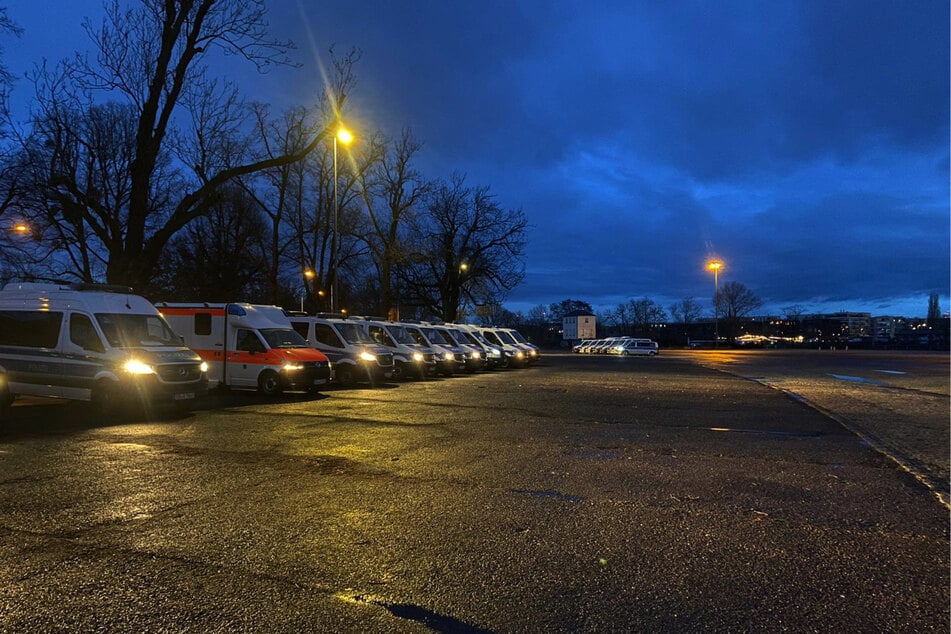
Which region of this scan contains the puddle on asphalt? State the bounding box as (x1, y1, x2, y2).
(337, 592, 492, 633)
(829, 374, 884, 385)
(705, 427, 825, 438)
(875, 369, 907, 375)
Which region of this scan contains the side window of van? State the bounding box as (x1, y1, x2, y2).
(194, 312, 212, 336)
(70, 313, 105, 353)
(369, 326, 391, 347)
(0, 310, 63, 348)
(236, 329, 265, 354)
(313, 324, 343, 348)
(291, 322, 309, 340)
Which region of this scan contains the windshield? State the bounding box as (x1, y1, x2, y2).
(336, 322, 374, 344)
(495, 330, 518, 345)
(421, 327, 450, 345)
(509, 330, 529, 344)
(406, 327, 430, 346)
(96, 313, 180, 348)
(384, 324, 417, 345)
(260, 328, 307, 349)
(449, 328, 474, 346)
(458, 330, 481, 346)
(470, 330, 493, 346)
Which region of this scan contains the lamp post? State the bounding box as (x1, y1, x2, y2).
(707, 259, 723, 347)
(331, 126, 353, 313)
(301, 269, 315, 312)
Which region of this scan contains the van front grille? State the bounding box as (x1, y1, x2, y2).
(157, 363, 204, 383)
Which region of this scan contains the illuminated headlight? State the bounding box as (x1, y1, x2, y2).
(515, 351, 525, 359)
(443, 352, 454, 361)
(282, 362, 305, 371)
(412, 352, 424, 362)
(529, 350, 537, 357)
(359, 351, 377, 362)
(123, 359, 155, 375)
(470, 351, 481, 359)
(199, 362, 209, 373)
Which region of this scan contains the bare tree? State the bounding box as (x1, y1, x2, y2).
(7, 0, 347, 294)
(357, 128, 429, 318)
(628, 298, 667, 337)
(400, 173, 526, 322)
(155, 184, 268, 301)
(783, 304, 807, 322)
(548, 299, 594, 321)
(716, 281, 763, 341)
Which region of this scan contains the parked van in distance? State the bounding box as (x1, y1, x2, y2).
(612, 339, 660, 356)
(360, 318, 437, 379)
(158, 303, 331, 396)
(288, 314, 394, 386)
(0, 282, 207, 416)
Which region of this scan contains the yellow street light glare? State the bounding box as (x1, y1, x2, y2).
(303, 269, 316, 279)
(707, 260, 723, 272)
(337, 127, 353, 145)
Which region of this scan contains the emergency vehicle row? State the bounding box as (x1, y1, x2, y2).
(0, 283, 539, 417)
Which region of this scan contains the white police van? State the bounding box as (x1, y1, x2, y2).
(288, 314, 394, 386)
(0, 283, 207, 417)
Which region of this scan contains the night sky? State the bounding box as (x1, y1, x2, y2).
(5, 1, 949, 317)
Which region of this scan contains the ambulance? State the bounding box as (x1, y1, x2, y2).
(0, 282, 207, 416)
(157, 303, 332, 396)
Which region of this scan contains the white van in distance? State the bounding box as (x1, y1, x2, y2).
(0, 282, 207, 416)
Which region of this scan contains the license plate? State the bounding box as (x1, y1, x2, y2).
(313, 379, 328, 385)
(173, 392, 195, 401)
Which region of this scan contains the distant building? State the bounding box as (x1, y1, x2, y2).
(562, 310, 596, 343)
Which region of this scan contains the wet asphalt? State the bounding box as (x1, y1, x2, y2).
(0, 351, 948, 632)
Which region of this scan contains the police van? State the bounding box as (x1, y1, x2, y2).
(287, 314, 394, 386)
(0, 282, 207, 416)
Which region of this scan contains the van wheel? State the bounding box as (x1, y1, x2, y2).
(257, 371, 284, 397)
(335, 365, 356, 386)
(0, 382, 12, 420)
(391, 362, 407, 381)
(92, 381, 123, 418)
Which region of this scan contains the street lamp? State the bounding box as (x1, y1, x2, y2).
(331, 125, 353, 313)
(301, 269, 316, 312)
(707, 259, 723, 347)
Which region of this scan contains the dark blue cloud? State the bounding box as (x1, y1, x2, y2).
(4, 0, 947, 316)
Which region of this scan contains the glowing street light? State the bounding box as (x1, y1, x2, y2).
(11, 221, 30, 235)
(301, 269, 316, 312)
(707, 259, 723, 347)
(331, 125, 353, 313)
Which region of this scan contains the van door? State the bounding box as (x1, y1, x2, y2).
(227, 328, 268, 388)
(61, 312, 108, 400)
(311, 323, 347, 364)
(0, 309, 66, 398)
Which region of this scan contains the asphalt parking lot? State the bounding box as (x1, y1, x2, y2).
(1, 351, 948, 632)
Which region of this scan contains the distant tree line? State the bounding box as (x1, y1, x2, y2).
(505, 283, 764, 345)
(0, 0, 526, 323)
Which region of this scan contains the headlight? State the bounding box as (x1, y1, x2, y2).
(359, 351, 377, 362)
(470, 351, 481, 359)
(515, 351, 525, 359)
(412, 352, 424, 362)
(123, 359, 155, 375)
(282, 362, 305, 371)
(443, 352, 454, 361)
(199, 362, 209, 373)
